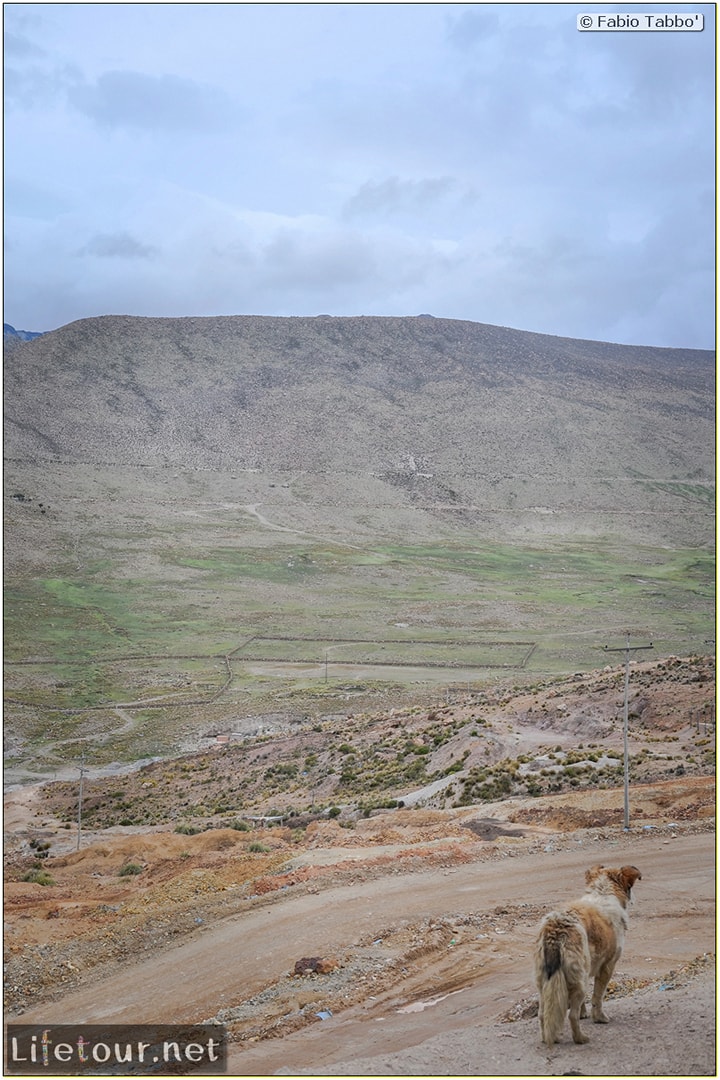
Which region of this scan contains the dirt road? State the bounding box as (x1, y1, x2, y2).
(13, 831, 714, 1075)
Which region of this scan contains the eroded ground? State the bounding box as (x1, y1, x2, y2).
(4, 659, 715, 1075)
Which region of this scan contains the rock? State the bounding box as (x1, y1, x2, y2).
(293, 956, 338, 976)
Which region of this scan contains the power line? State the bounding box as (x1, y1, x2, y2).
(603, 631, 654, 830)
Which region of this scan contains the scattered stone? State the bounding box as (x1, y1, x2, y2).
(293, 956, 338, 976)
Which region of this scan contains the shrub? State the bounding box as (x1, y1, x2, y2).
(175, 823, 201, 835)
(23, 869, 55, 886)
(29, 839, 51, 859)
(118, 863, 143, 876)
(264, 763, 299, 785)
(403, 759, 426, 781)
(248, 842, 269, 853)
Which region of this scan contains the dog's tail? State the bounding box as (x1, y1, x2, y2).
(534, 912, 589, 1046)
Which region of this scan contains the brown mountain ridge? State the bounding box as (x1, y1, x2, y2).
(3, 315, 714, 779)
(5, 314, 715, 551)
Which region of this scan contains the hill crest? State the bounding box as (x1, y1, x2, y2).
(4, 313, 713, 477)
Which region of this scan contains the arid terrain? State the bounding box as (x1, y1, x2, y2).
(4, 316, 714, 783)
(4, 316, 715, 1074)
(5, 657, 715, 1076)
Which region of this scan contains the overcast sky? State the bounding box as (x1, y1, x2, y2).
(4, 2, 716, 347)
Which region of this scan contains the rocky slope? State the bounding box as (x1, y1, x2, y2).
(5, 655, 714, 1013)
(5, 315, 713, 524)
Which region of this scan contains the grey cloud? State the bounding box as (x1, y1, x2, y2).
(3, 31, 46, 58)
(6, 207, 712, 346)
(343, 176, 459, 219)
(482, 206, 714, 348)
(445, 9, 500, 50)
(67, 70, 238, 131)
(573, 30, 713, 130)
(260, 230, 376, 292)
(4, 61, 80, 110)
(79, 232, 158, 259)
(5, 177, 74, 221)
(4, 3, 713, 349)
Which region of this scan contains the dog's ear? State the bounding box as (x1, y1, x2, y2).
(615, 865, 642, 895)
(620, 865, 642, 888)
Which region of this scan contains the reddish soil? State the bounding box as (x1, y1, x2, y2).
(4, 778, 715, 1075)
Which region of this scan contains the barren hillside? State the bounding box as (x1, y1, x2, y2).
(4, 316, 715, 785)
(4, 656, 715, 1074)
(4, 315, 714, 539)
(3, 317, 715, 1075)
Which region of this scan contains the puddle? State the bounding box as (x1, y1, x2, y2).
(397, 988, 466, 1014)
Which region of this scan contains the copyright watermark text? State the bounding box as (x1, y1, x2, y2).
(5, 1025, 227, 1076)
(578, 12, 704, 30)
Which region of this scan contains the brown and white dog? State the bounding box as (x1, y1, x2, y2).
(534, 864, 642, 1045)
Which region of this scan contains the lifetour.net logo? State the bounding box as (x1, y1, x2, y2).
(5, 1025, 227, 1076)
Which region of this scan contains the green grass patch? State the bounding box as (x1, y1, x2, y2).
(4, 534, 713, 769)
(168, 547, 324, 585)
(639, 481, 715, 506)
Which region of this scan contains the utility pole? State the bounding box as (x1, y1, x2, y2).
(603, 632, 653, 830)
(76, 752, 86, 851)
(704, 641, 715, 734)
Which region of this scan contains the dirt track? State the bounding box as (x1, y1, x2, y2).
(10, 828, 715, 1076)
(5, 660, 715, 1076)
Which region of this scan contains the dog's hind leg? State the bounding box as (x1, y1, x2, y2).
(568, 982, 589, 1044)
(590, 959, 616, 1024)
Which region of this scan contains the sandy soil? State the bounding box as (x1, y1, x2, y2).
(5, 779, 715, 1077)
(5, 659, 715, 1076)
